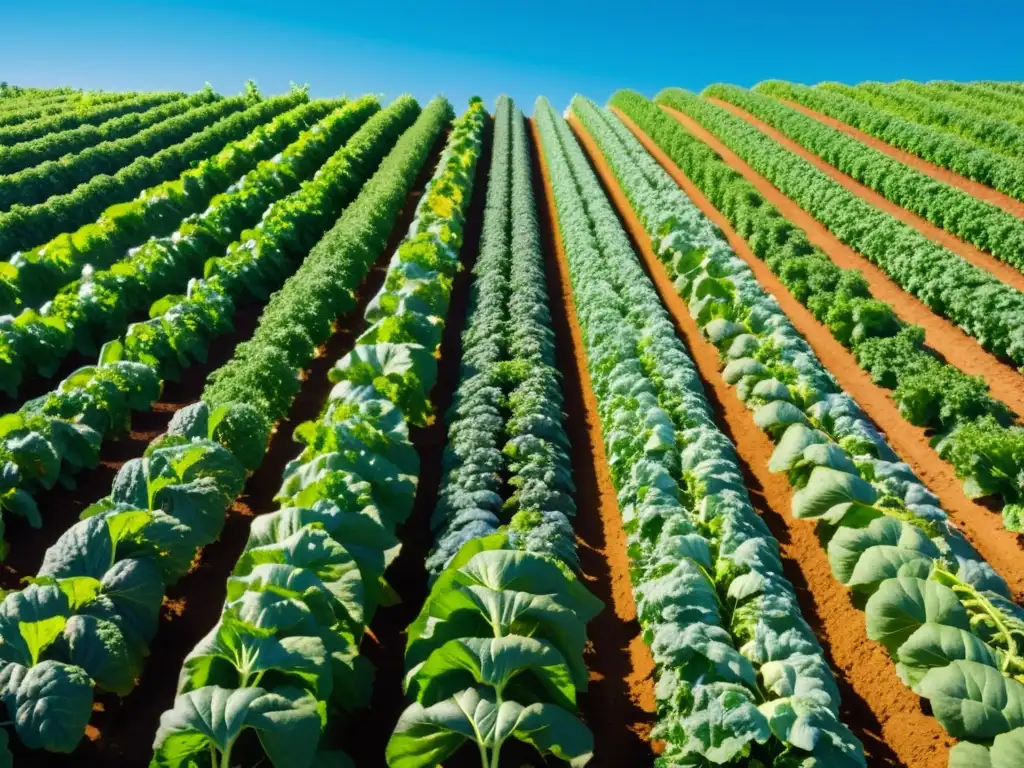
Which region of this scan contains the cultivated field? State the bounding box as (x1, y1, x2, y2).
(0, 79, 1023, 767)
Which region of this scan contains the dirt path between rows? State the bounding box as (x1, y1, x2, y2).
(12, 129, 453, 768)
(572, 113, 955, 768)
(708, 96, 1024, 296)
(530, 117, 657, 764)
(773, 97, 1024, 219)
(656, 103, 1024, 409)
(612, 106, 1024, 600)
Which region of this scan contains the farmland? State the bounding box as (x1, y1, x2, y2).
(0, 79, 1023, 768)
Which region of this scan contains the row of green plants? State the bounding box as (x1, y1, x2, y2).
(0, 91, 306, 260)
(837, 81, 1024, 159)
(755, 80, 1024, 203)
(705, 83, 1024, 272)
(0, 89, 86, 123)
(147, 95, 460, 768)
(0, 90, 212, 176)
(386, 96, 600, 768)
(636, 89, 1024, 529)
(0, 93, 443, 764)
(542, 95, 864, 766)
(0, 89, 160, 139)
(0, 96, 362, 396)
(0, 94, 245, 212)
(656, 89, 1024, 372)
(0, 96, 420, 558)
(910, 82, 1024, 129)
(591, 93, 1024, 767)
(952, 82, 1024, 121)
(0, 95, 332, 315)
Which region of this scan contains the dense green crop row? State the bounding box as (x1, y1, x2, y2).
(0, 95, 440, 763)
(542, 94, 864, 765)
(612, 91, 1024, 531)
(706, 84, 1024, 271)
(0, 90, 140, 130)
(0, 90, 217, 176)
(757, 80, 1024, 204)
(0, 96, 421, 559)
(593, 91, 1024, 766)
(0, 97, 362, 397)
(0, 92, 306, 261)
(149, 96, 454, 768)
(915, 81, 1024, 127)
(657, 88, 1024, 370)
(834, 81, 1024, 158)
(0, 94, 243, 212)
(386, 96, 599, 768)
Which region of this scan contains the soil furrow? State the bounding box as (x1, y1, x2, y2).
(530, 117, 657, 764)
(610, 106, 1024, 600)
(774, 97, 1024, 219)
(15, 128, 452, 768)
(342, 120, 490, 767)
(572, 112, 953, 768)
(654, 104, 1024, 421)
(708, 96, 1024, 296)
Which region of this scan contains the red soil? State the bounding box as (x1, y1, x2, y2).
(634, 107, 1024, 602)
(572, 113, 954, 768)
(530, 117, 658, 761)
(708, 96, 1024, 296)
(774, 98, 1024, 219)
(10, 129, 452, 768)
(654, 104, 1024, 421)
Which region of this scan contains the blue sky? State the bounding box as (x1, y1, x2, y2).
(2, 0, 1022, 112)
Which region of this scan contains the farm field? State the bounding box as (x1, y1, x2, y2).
(0, 79, 1023, 768)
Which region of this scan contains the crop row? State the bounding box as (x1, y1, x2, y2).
(0, 96, 336, 316)
(706, 84, 1024, 272)
(0, 96, 361, 397)
(657, 89, 1024, 372)
(0, 90, 149, 133)
(541, 96, 867, 765)
(755, 81, 1024, 203)
(0, 90, 82, 122)
(834, 81, 1024, 159)
(613, 91, 1024, 530)
(386, 96, 600, 768)
(0, 96, 418, 558)
(0, 93, 439, 761)
(0, 91, 307, 262)
(913, 81, 1024, 128)
(0, 94, 246, 212)
(148, 96, 460, 768)
(0, 89, 217, 176)
(588, 93, 1024, 766)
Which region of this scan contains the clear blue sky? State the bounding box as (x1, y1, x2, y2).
(2, 0, 1022, 112)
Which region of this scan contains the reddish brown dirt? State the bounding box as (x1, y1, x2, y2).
(775, 97, 1024, 219)
(708, 96, 1024, 296)
(654, 105, 1024, 419)
(11, 129, 452, 768)
(572, 114, 954, 768)
(531, 117, 658, 763)
(611, 107, 1024, 601)
(0, 303, 263, 590)
(342, 122, 491, 768)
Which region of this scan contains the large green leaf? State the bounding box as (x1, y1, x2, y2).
(827, 517, 940, 591)
(677, 683, 769, 763)
(62, 614, 135, 695)
(178, 613, 331, 699)
(917, 660, 1024, 741)
(151, 685, 321, 768)
(896, 623, 1002, 688)
(2, 660, 93, 753)
(406, 636, 576, 710)
(768, 423, 830, 473)
(865, 576, 970, 654)
(385, 686, 592, 768)
(791, 466, 878, 519)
